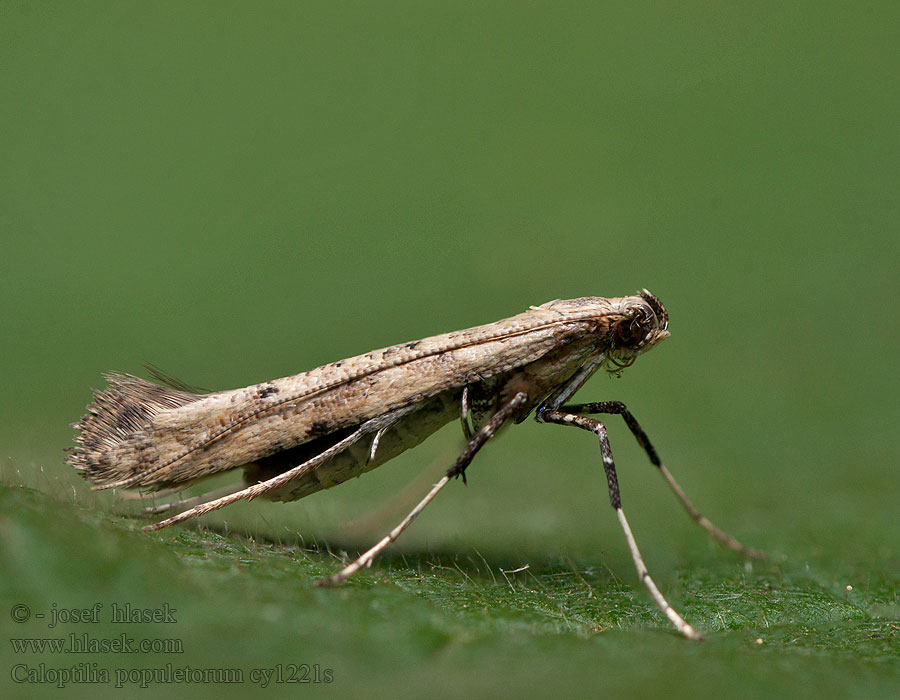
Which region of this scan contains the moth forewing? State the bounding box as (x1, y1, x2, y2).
(68, 291, 759, 640)
(69, 296, 626, 491)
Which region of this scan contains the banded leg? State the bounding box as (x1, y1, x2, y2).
(539, 408, 702, 641)
(562, 401, 762, 559)
(317, 392, 528, 586)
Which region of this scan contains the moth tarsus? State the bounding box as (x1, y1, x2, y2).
(68, 290, 758, 640)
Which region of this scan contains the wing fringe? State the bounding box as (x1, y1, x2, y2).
(67, 373, 204, 484)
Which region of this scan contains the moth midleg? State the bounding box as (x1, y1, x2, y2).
(459, 385, 475, 440)
(317, 392, 528, 586)
(562, 402, 763, 559)
(339, 453, 446, 540)
(538, 408, 702, 641)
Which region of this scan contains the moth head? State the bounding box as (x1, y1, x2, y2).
(605, 289, 670, 372)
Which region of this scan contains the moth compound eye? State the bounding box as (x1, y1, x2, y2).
(612, 318, 645, 348)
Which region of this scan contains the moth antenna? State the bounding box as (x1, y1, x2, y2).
(143, 363, 211, 394)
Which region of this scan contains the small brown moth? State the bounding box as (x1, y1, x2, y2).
(69, 291, 760, 640)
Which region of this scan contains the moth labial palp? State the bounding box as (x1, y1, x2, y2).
(68, 290, 760, 640)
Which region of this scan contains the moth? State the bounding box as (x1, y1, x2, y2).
(69, 291, 760, 640)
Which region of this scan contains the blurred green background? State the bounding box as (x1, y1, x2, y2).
(1, 1, 898, 698)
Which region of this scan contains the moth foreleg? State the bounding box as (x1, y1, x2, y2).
(538, 407, 703, 641)
(561, 401, 763, 559)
